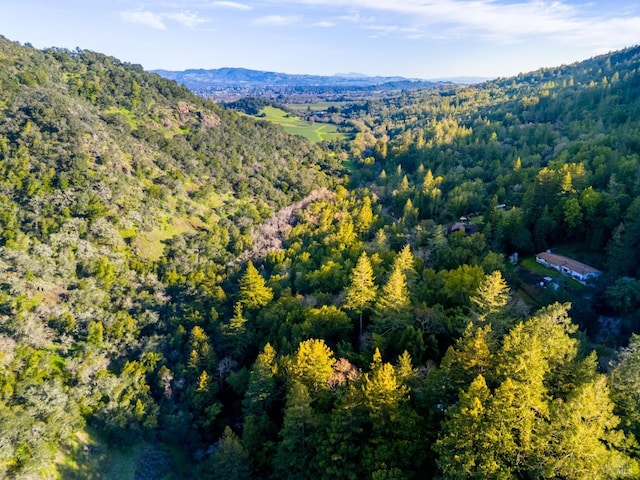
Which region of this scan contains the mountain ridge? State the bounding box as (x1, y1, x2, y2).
(151, 66, 437, 87)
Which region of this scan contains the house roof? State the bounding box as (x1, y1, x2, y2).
(536, 251, 601, 275)
(447, 222, 479, 235)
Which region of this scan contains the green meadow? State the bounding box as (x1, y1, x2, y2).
(255, 106, 345, 143)
(286, 101, 346, 112)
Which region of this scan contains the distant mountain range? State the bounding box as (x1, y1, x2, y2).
(149, 67, 490, 101)
(151, 67, 442, 89)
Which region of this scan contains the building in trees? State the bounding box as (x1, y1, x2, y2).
(535, 251, 602, 284)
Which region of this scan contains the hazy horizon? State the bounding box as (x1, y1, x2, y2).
(1, 0, 639, 79)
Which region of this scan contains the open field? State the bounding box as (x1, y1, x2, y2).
(286, 101, 346, 112)
(255, 106, 346, 142)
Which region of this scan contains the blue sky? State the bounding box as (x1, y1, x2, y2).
(1, 1, 639, 79)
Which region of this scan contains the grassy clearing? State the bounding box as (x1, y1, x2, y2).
(55, 429, 140, 480)
(134, 218, 195, 261)
(342, 159, 358, 174)
(55, 428, 186, 480)
(286, 101, 345, 112)
(102, 106, 137, 130)
(521, 257, 584, 290)
(522, 257, 559, 277)
(255, 106, 345, 143)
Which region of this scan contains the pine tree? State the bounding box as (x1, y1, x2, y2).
(534, 204, 556, 250)
(274, 382, 317, 479)
(373, 264, 412, 334)
(400, 175, 410, 191)
(438, 323, 494, 405)
(222, 302, 250, 356)
(435, 375, 508, 479)
(344, 251, 378, 338)
(312, 390, 364, 480)
(396, 350, 417, 384)
(239, 260, 273, 310)
(394, 244, 417, 290)
(402, 198, 418, 227)
(205, 426, 252, 480)
(470, 270, 510, 323)
(187, 325, 216, 373)
(610, 334, 640, 439)
(562, 196, 583, 235)
(422, 168, 443, 217)
(359, 349, 425, 477)
(242, 344, 279, 476)
(290, 339, 335, 393)
(355, 195, 375, 233)
(538, 376, 639, 479)
(361, 356, 407, 413)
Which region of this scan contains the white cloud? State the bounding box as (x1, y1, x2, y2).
(120, 10, 167, 30)
(253, 15, 301, 26)
(365, 24, 416, 36)
(339, 13, 360, 22)
(569, 16, 640, 50)
(315, 21, 336, 28)
(268, 0, 640, 49)
(121, 9, 209, 30)
(211, 1, 253, 10)
(166, 11, 209, 28)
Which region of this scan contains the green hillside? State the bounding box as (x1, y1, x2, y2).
(1, 35, 640, 479)
(0, 35, 341, 478)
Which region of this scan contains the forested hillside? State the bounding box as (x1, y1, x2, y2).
(1, 35, 640, 479)
(0, 36, 341, 478)
(340, 45, 640, 330)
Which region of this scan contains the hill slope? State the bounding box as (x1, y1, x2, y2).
(2, 35, 640, 480)
(0, 36, 342, 478)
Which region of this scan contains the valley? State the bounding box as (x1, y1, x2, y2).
(1, 34, 640, 479)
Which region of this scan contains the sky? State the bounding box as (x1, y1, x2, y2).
(0, 1, 639, 79)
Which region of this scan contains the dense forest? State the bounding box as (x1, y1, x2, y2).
(1, 35, 640, 479)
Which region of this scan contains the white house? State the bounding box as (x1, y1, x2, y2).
(535, 251, 602, 285)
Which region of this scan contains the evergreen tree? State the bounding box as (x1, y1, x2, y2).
(422, 169, 442, 217)
(274, 382, 318, 479)
(290, 339, 336, 393)
(355, 195, 375, 233)
(562, 196, 584, 237)
(534, 205, 556, 250)
(242, 344, 279, 476)
(373, 264, 412, 334)
(435, 375, 512, 479)
(610, 334, 640, 439)
(360, 349, 424, 478)
(394, 244, 417, 291)
(361, 350, 408, 412)
(239, 260, 273, 310)
(204, 426, 251, 480)
(470, 270, 510, 324)
(402, 198, 418, 227)
(311, 388, 364, 480)
(537, 376, 638, 479)
(438, 323, 494, 406)
(222, 302, 250, 357)
(344, 251, 378, 338)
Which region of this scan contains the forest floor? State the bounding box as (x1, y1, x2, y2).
(55, 429, 187, 479)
